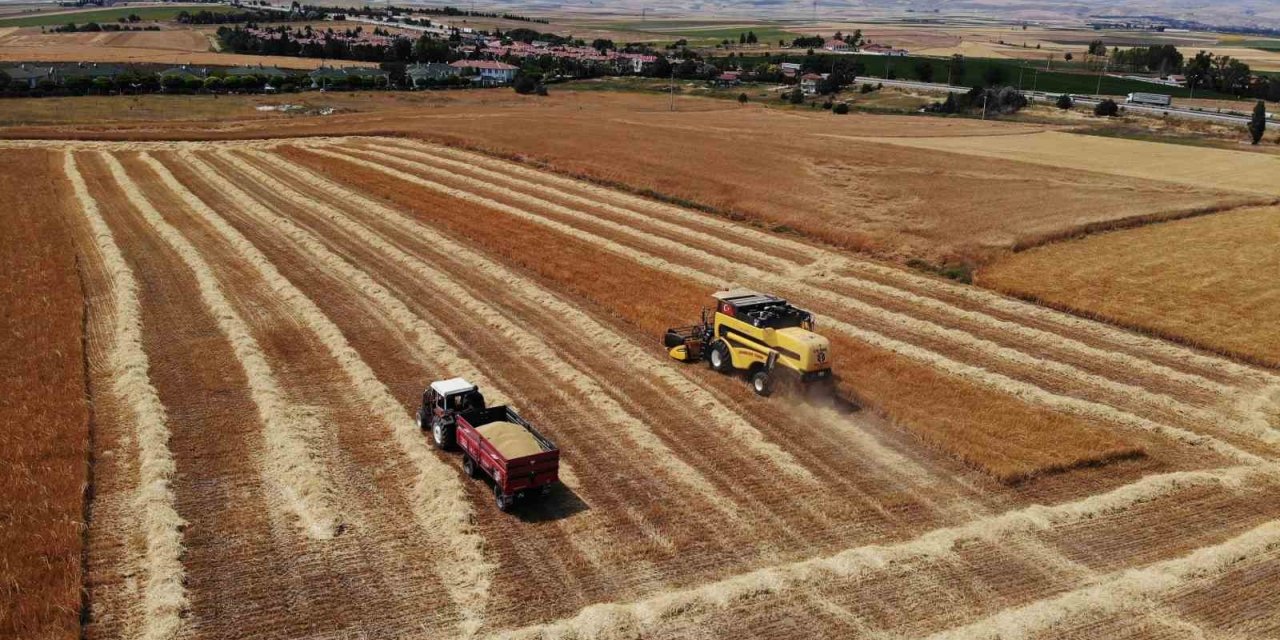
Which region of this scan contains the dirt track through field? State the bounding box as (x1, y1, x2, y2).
(44, 136, 1280, 640)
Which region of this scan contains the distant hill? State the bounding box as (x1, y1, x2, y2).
(503, 0, 1280, 30)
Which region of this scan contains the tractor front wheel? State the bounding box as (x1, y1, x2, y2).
(432, 420, 454, 450)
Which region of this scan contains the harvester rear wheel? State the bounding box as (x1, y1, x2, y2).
(751, 370, 773, 397)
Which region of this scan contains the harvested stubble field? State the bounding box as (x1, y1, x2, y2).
(7, 123, 1280, 639)
(0, 27, 372, 69)
(0, 93, 1256, 269)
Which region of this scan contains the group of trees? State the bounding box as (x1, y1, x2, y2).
(1109, 44, 1183, 74)
(217, 25, 423, 63)
(925, 86, 1028, 116)
(51, 21, 160, 33)
(176, 9, 296, 25)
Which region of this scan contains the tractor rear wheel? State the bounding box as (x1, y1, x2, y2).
(751, 370, 773, 397)
(709, 340, 733, 373)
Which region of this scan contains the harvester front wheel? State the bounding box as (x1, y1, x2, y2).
(751, 370, 773, 397)
(709, 340, 733, 373)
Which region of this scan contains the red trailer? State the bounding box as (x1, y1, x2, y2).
(419, 378, 560, 512)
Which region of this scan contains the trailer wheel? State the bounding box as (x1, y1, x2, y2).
(462, 455, 478, 479)
(751, 370, 773, 397)
(709, 340, 733, 373)
(494, 484, 513, 512)
(431, 420, 454, 450)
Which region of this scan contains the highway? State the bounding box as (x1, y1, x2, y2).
(858, 76, 1269, 125)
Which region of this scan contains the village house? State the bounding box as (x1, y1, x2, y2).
(308, 65, 389, 88)
(823, 39, 850, 52)
(713, 70, 742, 87)
(406, 62, 460, 86)
(1, 64, 55, 89)
(449, 59, 517, 85)
(800, 72, 825, 95)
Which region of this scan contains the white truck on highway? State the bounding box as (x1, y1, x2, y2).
(1126, 92, 1173, 107)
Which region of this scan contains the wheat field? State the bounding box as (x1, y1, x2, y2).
(5, 125, 1280, 639)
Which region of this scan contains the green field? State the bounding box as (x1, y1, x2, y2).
(0, 5, 233, 27)
(600, 21, 802, 46)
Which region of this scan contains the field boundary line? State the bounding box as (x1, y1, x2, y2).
(372, 139, 1235, 400)
(495, 464, 1275, 640)
(248, 148, 818, 485)
(315, 146, 1265, 464)
(378, 137, 1269, 390)
(102, 151, 344, 541)
(147, 150, 492, 636)
(925, 515, 1280, 640)
(66, 152, 187, 640)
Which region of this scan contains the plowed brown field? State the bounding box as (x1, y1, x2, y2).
(7, 133, 1280, 640)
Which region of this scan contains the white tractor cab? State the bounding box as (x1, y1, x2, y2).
(418, 377, 487, 449)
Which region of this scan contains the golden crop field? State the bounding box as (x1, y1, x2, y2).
(982, 205, 1280, 367)
(4, 90, 1280, 639)
(0, 26, 374, 69)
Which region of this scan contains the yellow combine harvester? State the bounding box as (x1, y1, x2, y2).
(664, 289, 833, 396)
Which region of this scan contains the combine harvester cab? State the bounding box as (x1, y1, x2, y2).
(665, 289, 833, 396)
(419, 378, 560, 512)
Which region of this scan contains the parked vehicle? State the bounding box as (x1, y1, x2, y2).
(1126, 92, 1172, 107)
(419, 378, 560, 512)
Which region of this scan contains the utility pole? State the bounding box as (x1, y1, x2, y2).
(1095, 56, 1107, 96)
(1018, 65, 1024, 90)
(1032, 68, 1038, 92)
(982, 91, 988, 119)
(669, 62, 675, 112)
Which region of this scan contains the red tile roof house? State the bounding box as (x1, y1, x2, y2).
(713, 70, 742, 86)
(449, 59, 518, 85)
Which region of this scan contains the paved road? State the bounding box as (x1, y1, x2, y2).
(859, 76, 1266, 126)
